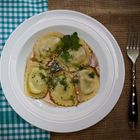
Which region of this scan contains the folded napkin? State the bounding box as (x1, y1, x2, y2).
(0, 0, 50, 139)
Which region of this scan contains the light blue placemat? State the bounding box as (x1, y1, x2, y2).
(0, 0, 50, 139)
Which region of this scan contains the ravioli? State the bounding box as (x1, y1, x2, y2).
(58, 39, 92, 71)
(24, 60, 49, 99)
(24, 32, 100, 107)
(33, 32, 63, 63)
(50, 72, 78, 106)
(77, 68, 100, 102)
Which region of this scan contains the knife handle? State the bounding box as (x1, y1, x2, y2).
(129, 86, 138, 129)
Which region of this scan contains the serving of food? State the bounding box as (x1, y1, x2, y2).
(1, 10, 125, 132)
(24, 32, 100, 107)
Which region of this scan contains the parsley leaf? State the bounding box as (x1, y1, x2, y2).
(79, 64, 85, 70)
(39, 72, 48, 84)
(59, 32, 81, 62)
(59, 76, 68, 91)
(88, 72, 95, 78)
(39, 72, 46, 79)
(39, 64, 46, 70)
(61, 35, 71, 50)
(71, 32, 81, 50)
(60, 50, 72, 62)
(48, 76, 59, 90)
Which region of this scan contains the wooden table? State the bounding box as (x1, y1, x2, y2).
(48, 0, 140, 139)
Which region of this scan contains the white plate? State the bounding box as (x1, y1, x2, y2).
(0, 10, 125, 132)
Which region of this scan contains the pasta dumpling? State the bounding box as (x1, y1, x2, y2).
(33, 32, 63, 63)
(69, 47, 86, 65)
(77, 68, 100, 102)
(50, 73, 78, 106)
(58, 39, 92, 71)
(24, 60, 48, 99)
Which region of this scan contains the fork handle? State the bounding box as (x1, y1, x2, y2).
(129, 65, 138, 129)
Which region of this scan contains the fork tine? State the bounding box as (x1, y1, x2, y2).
(127, 27, 134, 50)
(133, 30, 138, 49)
(131, 31, 135, 49)
(133, 27, 140, 50)
(127, 29, 132, 49)
(136, 29, 139, 50)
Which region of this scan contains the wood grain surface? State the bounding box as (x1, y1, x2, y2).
(48, 0, 140, 140)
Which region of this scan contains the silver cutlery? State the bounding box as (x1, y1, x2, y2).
(126, 26, 139, 129)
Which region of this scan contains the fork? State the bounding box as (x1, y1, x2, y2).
(126, 27, 139, 129)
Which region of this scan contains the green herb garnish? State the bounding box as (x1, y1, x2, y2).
(46, 48, 51, 52)
(39, 72, 46, 79)
(71, 32, 81, 50)
(88, 72, 95, 78)
(59, 76, 68, 91)
(61, 35, 72, 50)
(70, 95, 76, 104)
(79, 64, 85, 70)
(59, 32, 81, 62)
(39, 72, 48, 84)
(60, 50, 72, 62)
(32, 75, 35, 79)
(45, 48, 52, 57)
(48, 76, 58, 90)
(39, 64, 46, 70)
(60, 32, 81, 50)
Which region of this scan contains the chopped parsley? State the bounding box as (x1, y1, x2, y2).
(48, 74, 69, 91)
(60, 50, 72, 62)
(79, 64, 85, 70)
(31, 75, 35, 79)
(46, 48, 51, 52)
(45, 48, 52, 57)
(39, 64, 46, 70)
(59, 32, 81, 62)
(39, 72, 48, 84)
(59, 76, 68, 91)
(70, 95, 76, 104)
(39, 72, 46, 79)
(88, 72, 95, 78)
(70, 32, 81, 50)
(61, 35, 72, 49)
(48, 76, 58, 90)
